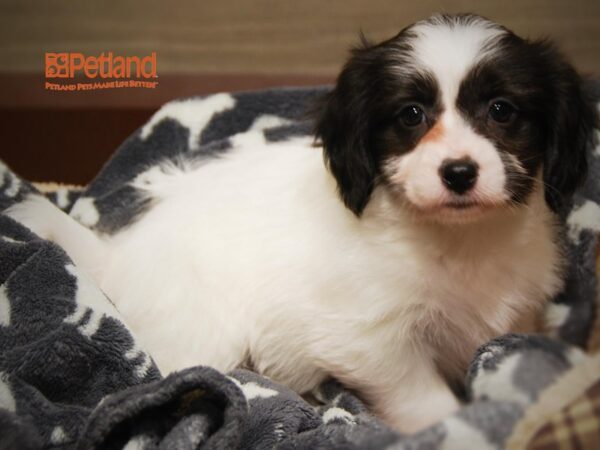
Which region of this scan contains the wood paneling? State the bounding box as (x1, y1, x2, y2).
(0, 1, 598, 184)
(0, 108, 153, 184)
(1, 0, 599, 75)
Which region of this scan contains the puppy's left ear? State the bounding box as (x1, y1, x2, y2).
(544, 59, 599, 211)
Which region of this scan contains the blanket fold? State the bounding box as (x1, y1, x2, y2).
(78, 367, 246, 450)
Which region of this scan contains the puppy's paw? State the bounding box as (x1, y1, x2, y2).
(379, 384, 460, 434)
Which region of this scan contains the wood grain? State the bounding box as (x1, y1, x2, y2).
(1, 0, 598, 75)
(0, 0, 598, 184)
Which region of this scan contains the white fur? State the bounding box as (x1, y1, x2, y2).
(5, 19, 565, 434)
(386, 18, 509, 219)
(6, 134, 562, 432)
(385, 117, 508, 212)
(410, 17, 503, 109)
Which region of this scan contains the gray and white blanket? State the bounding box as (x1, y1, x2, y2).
(0, 87, 599, 449)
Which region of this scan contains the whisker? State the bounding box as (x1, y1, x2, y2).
(512, 173, 561, 197)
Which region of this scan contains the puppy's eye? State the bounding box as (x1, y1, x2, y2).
(399, 105, 425, 127)
(489, 100, 516, 124)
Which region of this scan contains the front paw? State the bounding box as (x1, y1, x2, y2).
(380, 385, 460, 434)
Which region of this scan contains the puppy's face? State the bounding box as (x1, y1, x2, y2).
(317, 14, 598, 223)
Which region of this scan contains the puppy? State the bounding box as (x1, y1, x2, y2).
(7, 14, 598, 433)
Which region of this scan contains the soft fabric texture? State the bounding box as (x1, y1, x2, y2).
(0, 86, 599, 449)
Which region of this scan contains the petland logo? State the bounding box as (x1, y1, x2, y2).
(45, 52, 159, 91)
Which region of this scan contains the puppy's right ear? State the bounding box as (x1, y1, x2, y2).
(315, 44, 379, 216)
(539, 43, 599, 212)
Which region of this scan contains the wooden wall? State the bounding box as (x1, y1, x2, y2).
(2, 0, 599, 76)
(0, 0, 598, 184)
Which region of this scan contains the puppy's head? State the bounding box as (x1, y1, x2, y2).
(316, 14, 598, 223)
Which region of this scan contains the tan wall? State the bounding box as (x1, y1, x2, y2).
(0, 0, 598, 185)
(1, 0, 599, 76)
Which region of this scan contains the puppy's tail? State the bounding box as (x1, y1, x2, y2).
(5, 194, 107, 278)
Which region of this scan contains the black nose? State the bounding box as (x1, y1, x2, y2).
(440, 159, 478, 194)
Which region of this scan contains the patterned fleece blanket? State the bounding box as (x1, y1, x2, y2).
(0, 86, 599, 450)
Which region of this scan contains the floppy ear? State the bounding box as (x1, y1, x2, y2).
(543, 62, 598, 212)
(315, 45, 379, 216)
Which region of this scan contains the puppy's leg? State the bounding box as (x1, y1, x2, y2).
(370, 363, 460, 433)
(5, 195, 107, 279)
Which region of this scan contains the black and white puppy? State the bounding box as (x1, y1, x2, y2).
(8, 14, 598, 432)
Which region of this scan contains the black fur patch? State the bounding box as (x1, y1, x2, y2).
(315, 28, 443, 216)
(458, 32, 598, 208)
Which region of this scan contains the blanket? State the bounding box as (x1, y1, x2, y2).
(1, 86, 599, 449)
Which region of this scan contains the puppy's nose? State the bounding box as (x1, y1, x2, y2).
(440, 159, 478, 194)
